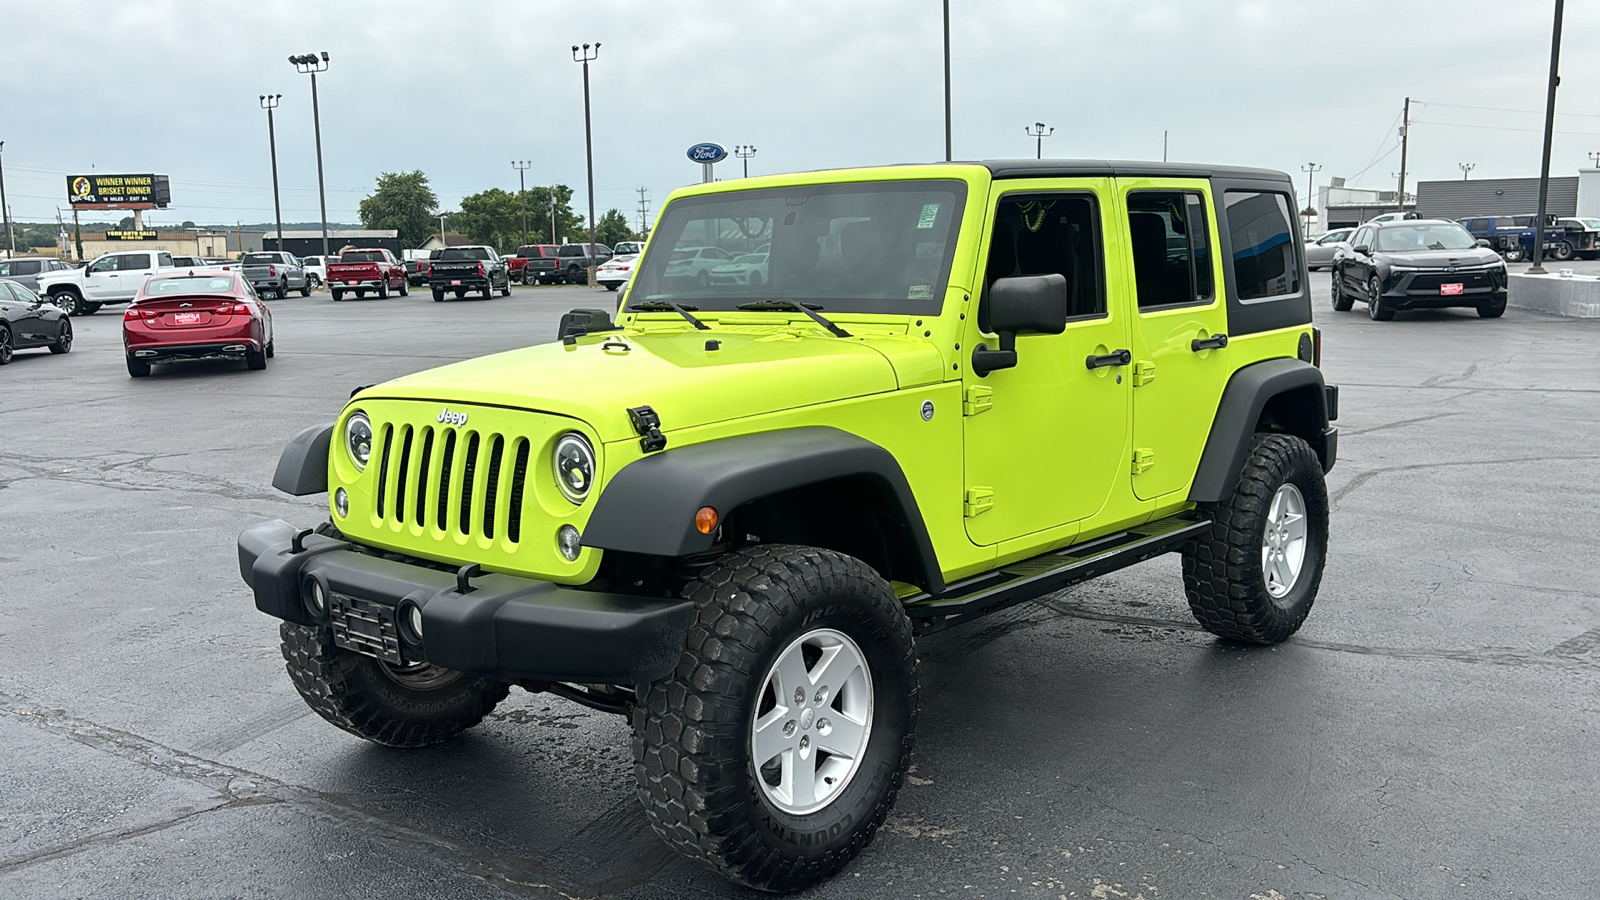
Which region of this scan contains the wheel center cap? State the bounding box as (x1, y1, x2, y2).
(800, 708, 815, 730)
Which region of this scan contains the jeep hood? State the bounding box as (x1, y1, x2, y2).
(365, 328, 939, 443)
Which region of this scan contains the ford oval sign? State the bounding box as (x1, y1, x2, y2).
(687, 143, 728, 164)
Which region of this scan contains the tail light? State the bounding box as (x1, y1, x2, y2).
(1312, 327, 1322, 368)
(124, 308, 140, 320)
(476, 262, 485, 277)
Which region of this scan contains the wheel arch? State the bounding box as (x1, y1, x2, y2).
(1189, 358, 1334, 504)
(583, 427, 945, 594)
(272, 422, 335, 495)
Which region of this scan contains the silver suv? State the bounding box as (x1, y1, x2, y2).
(0, 257, 74, 293)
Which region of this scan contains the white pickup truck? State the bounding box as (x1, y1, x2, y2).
(36, 249, 175, 316)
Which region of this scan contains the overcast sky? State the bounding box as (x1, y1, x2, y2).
(4, 0, 1599, 231)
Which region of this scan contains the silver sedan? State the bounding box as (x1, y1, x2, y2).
(1304, 228, 1354, 270)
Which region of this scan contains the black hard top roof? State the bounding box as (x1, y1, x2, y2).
(978, 159, 1291, 183)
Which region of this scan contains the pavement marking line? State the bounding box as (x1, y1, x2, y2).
(0, 693, 592, 898)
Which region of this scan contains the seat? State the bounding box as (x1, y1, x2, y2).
(1129, 212, 1182, 307)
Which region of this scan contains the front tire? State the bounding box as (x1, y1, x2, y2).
(300, 281, 312, 297)
(1366, 275, 1393, 320)
(281, 622, 509, 748)
(1182, 433, 1328, 644)
(634, 545, 916, 892)
(1479, 293, 1508, 318)
(1330, 267, 1353, 311)
(1504, 244, 1526, 263)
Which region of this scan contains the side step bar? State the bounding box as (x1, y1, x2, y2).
(904, 515, 1213, 635)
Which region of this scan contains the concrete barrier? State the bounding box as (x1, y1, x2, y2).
(1508, 271, 1600, 318)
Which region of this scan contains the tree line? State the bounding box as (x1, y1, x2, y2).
(357, 170, 643, 251)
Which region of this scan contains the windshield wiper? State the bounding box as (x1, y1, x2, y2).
(736, 300, 852, 338)
(629, 300, 709, 331)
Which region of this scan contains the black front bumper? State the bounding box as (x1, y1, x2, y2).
(238, 520, 694, 684)
(1380, 268, 1505, 308)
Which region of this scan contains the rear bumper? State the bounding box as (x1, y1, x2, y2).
(128, 339, 259, 360)
(238, 519, 694, 684)
(430, 277, 491, 290)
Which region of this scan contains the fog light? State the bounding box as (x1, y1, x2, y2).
(334, 488, 349, 518)
(557, 525, 582, 561)
(304, 579, 327, 617)
(397, 602, 424, 643)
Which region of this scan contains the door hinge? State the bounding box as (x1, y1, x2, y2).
(964, 486, 994, 517)
(1132, 360, 1157, 387)
(963, 385, 993, 416)
(1131, 448, 1155, 475)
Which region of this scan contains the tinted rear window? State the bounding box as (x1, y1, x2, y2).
(439, 248, 492, 261)
(242, 253, 281, 264)
(1224, 191, 1301, 301)
(341, 251, 386, 262)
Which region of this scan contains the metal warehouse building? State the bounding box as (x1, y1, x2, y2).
(1416, 176, 1579, 219)
(263, 229, 400, 257)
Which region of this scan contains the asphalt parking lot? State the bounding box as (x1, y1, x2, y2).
(2, 276, 1598, 899)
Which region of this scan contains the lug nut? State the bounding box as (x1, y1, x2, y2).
(794, 687, 806, 705)
(783, 720, 796, 737)
(814, 686, 828, 705)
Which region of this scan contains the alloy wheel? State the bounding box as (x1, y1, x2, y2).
(1262, 483, 1308, 604)
(750, 627, 874, 816)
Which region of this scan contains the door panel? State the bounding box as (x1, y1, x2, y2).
(962, 180, 1132, 546)
(1122, 181, 1232, 501)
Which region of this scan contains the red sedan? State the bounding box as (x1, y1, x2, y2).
(123, 270, 275, 378)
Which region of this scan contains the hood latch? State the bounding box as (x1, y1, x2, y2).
(628, 406, 668, 453)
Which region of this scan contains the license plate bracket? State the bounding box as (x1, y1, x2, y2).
(329, 591, 404, 663)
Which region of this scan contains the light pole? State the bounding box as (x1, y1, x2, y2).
(0, 141, 13, 258)
(942, 0, 952, 161)
(572, 42, 600, 286)
(512, 160, 532, 247)
(1459, 162, 1475, 181)
(1025, 122, 1053, 159)
(1301, 162, 1322, 233)
(260, 94, 285, 254)
(550, 186, 558, 244)
(734, 145, 757, 178)
(1590, 151, 1600, 169)
(289, 51, 331, 259)
(1528, 0, 1564, 275)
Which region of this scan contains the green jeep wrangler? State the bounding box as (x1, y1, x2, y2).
(239, 159, 1337, 891)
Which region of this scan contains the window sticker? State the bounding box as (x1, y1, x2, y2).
(907, 284, 934, 300)
(917, 203, 940, 229)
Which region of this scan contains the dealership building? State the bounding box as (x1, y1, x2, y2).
(264, 229, 401, 257)
(1318, 167, 1600, 231)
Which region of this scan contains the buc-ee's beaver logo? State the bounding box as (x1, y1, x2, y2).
(71, 177, 92, 199)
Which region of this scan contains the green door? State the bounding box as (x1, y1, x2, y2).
(962, 180, 1132, 546)
(1120, 180, 1232, 501)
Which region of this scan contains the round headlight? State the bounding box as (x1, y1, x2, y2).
(345, 412, 373, 471)
(553, 433, 596, 504)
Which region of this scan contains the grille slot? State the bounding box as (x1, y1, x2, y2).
(459, 432, 480, 535)
(436, 430, 456, 531)
(394, 426, 414, 522)
(483, 436, 505, 539)
(507, 439, 530, 544)
(374, 425, 393, 517)
(414, 428, 434, 527)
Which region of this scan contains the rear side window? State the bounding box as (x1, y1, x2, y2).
(1127, 191, 1213, 309)
(1223, 191, 1301, 301)
(12, 260, 42, 275)
(119, 254, 154, 271)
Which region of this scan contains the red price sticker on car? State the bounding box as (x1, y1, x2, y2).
(1441, 283, 1464, 295)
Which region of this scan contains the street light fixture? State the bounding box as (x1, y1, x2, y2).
(572, 42, 600, 286)
(1459, 162, 1475, 181)
(260, 94, 285, 254)
(1025, 122, 1053, 159)
(734, 145, 757, 178)
(512, 160, 532, 246)
(289, 51, 331, 258)
(1301, 162, 1322, 232)
(0, 140, 13, 258)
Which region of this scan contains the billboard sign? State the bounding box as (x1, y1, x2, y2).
(105, 230, 158, 241)
(67, 174, 172, 209)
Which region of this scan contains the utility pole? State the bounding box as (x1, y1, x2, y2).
(512, 160, 532, 247)
(260, 94, 284, 253)
(1459, 163, 1475, 181)
(0, 141, 13, 258)
(1163, 130, 1168, 163)
(734, 145, 757, 178)
(1025, 122, 1053, 159)
(1301, 162, 1322, 234)
(572, 42, 600, 285)
(1396, 96, 1410, 211)
(942, 0, 952, 161)
(1529, 0, 1565, 274)
(550, 186, 558, 244)
(290, 52, 332, 258)
(636, 186, 650, 237)
(438, 213, 448, 244)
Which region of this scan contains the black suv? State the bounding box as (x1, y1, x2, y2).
(1332, 219, 1508, 320)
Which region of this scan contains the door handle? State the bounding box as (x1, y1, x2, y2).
(1085, 349, 1132, 370)
(1191, 334, 1229, 352)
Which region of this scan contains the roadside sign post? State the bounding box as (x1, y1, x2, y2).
(688, 143, 727, 184)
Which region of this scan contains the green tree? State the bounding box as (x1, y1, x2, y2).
(594, 209, 638, 248)
(358, 170, 438, 247)
(456, 184, 583, 250)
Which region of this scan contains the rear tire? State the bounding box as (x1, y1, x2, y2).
(399, 277, 409, 297)
(246, 345, 267, 370)
(265, 339, 276, 358)
(49, 320, 73, 354)
(1181, 433, 1328, 645)
(280, 621, 509, 748)
(126, 355, 150, 378)
(1551, 241, 1575, 262)
(432, 287, 446, 302)
(377, 281, 389, 300)
(0, 326, 12, 365)
(331, 289, 344, 302)
(1504, 244, 1526, 263)
(80, 302, 101, 316)
(634, 544, 916, 892)
(51, 290, 81, 317)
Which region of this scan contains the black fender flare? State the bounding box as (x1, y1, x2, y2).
(272, 422, 334, 495)
(1189, 359, 1334, 504)
(583, 427, 944, 593)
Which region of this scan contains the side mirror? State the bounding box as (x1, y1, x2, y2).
(1475, 239, 1492, 249)
(971, 274, 1068, 377)
(1352, 245, 1371, 255)
(558, 307, 618, 342)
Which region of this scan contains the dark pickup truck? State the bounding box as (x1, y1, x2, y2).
(1458, 214, 1582, 262)
(554, 242, 613, 284)
(428, 245, 512, 301)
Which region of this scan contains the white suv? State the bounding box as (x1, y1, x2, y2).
(37, 250, 174, 316)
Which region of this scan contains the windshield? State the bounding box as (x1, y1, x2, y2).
(241, 253, 279, 264)
(628, 179, 966, 314)
(145, 276, 237, 295)
(341, 251, 386, 262)
(1374, 224, 1478, 252)
(439, 247, 492, 261)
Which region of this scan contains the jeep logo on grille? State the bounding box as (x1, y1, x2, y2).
(437, 407, 468, 427)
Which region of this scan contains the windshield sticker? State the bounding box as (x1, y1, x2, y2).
(907, 284, 934, 300)
(917, 203, 940, 229)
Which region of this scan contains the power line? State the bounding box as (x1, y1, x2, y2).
(1414, 99, 1600, 120)
(1411, 119, 1600, 137)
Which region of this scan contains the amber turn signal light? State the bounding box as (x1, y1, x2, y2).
(695, 506, 719, 534)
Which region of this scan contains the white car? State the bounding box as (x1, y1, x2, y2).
(1362, 211, 1419, 225)
(596, 254, 639, 291)
(300, 255, 333, 288)
(664, 246, 734, 287)
(36, 249, 175, 316)
(709, 252, 769, 286)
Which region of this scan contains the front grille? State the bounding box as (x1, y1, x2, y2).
(372, 423, 532, 545)
(1405, 270, 1494, 293)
